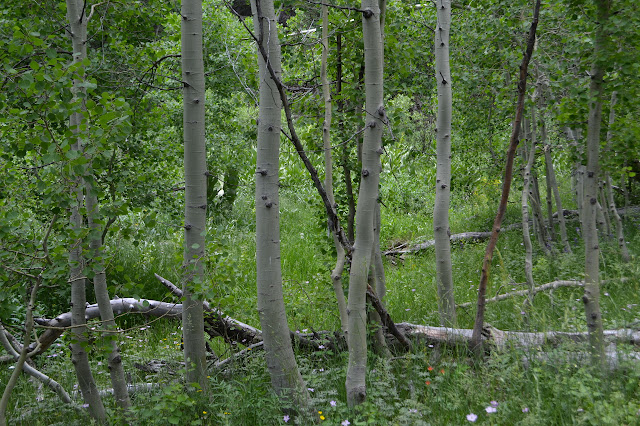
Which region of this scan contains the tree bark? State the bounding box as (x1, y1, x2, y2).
(433, 0, 456, 327)
(321, 4, 349, 334)
(521, 135, 537, 308)
(251, 0, 310, 408)
(346, 0, 385, 407)
(582, 0, 610, 369)
(181, 0, 208, 391)
(65, 1, 106, 420)
(470, 0, 541, 353)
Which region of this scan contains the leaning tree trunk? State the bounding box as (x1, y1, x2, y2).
(65, 1, 106, 421)
(86, 193, 131, 409)
(250, 0, 310, 408)
(321, 4, 349, 334)
(433, 0, 456, 327)
(582, 0, 610, 369)
(181, 0, 208, 391)
(470, 0, 541, 353)
(346, 0, 385, 407)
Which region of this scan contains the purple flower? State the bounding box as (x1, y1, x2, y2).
(82, 403, 90, 409)
(522, 407, 529, 413)
(466, 413, 478, 422)
(486, 406, 497, 414)
(283, 414, 290, 423)
(490, 401, 498, 408)
(307, 388, 315, 392)
(318, 345, 325, 349)
(409, 408, 418, 413)
(330, 400, 337, 407)
(341, 421, 350, 426)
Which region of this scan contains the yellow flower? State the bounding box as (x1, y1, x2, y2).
(318, 411, 322, 414)
(320, 415, 325, 420)
(203, 411, 207, 414)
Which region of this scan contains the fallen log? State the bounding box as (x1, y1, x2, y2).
(29, 298, 182, 356)
(397, 323, 640, 349)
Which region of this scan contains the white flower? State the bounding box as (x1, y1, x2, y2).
(341, 421, 350, 426)
(486, 406, 497, 414)
(466, 413, 478, 422)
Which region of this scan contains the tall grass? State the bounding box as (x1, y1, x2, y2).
(2, 180, 639, 425)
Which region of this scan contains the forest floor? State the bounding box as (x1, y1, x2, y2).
(2, 189, 640, 425)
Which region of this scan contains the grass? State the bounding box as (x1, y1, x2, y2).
(2, 180, 640, 425)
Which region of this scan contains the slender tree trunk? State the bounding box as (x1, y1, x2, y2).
(321, 4, 349, 334)
(521, 138, 537, 308)
(346, 0, 385, 407)
(433, 0, 456, 327)
(582, 0, 610, 369)
(542, 120, 572, 253)
(470, 0, 541, 353)
(528, 109, 549, 252)
(181, 0, 208, 390)
(603, 91, 630, 262)
(65, 1, 106, 420)
(251, 0, 310, 408)
(86, 193, 131, 409)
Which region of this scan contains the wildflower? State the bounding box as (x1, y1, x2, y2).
(490, 401, 498, 408)
(82, 404, 90, 409)
(405, 308, 411, 311)
(522, 407, 529, 413)
(427, 366, 433, 371)
(485, 406, 497, 414)
(320, 416, 325, 420)
(425, 380, 431, 385)
(409, 409, 418, 413)
(440, 369, 445, 374)
(247, 348, 252, 350)
(203, 411, 207, 414)
(318, 345, 326, 349)
(308, 388, 315, 392)
(283, 414, 290, 423)
(466, 413, 478, 422)
(319, 368, 324, 372)
(318, 411, 322, 415)
(411, 288, 416, 292)
(341, 421, 350, 426)
(330, 401, 337, 407)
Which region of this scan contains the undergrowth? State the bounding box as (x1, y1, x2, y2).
(2, 186, 639, 425)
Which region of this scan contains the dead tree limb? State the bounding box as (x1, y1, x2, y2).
(457, 278, 629, 308)
(366, 285, 412, 350)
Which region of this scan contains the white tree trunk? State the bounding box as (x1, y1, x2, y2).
(346, 0, 385, 407)
(181, 0, 208, 391)
(582, 0, 609, 368)
(250, 0, 310, 408)
(521, 138, 537, 307)
(433, 0, 456, 327)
